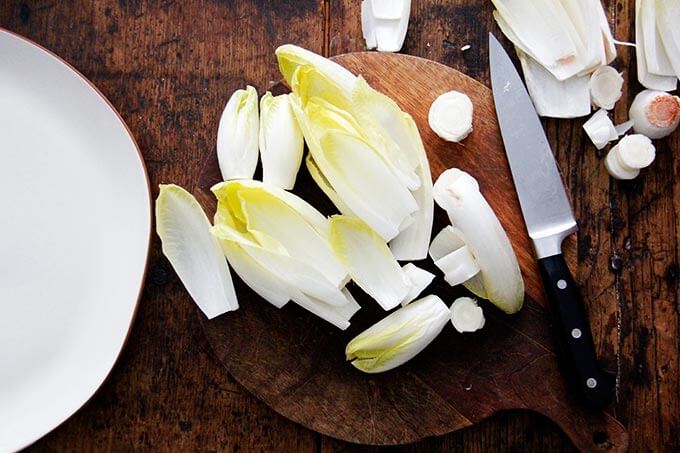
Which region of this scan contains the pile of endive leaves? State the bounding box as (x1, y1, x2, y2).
(156, 45, 524, 373)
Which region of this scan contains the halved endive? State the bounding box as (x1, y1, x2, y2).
(216, 86, 260, 181)
(276, 45, 433, 260)
(156, 184, 238, 319)
(210, 180, 360, 329)
(345, 295, 450, 373)
(329, 215, 432, 311)
(432, 169, 524, 314)
(259, 92, 304, 189)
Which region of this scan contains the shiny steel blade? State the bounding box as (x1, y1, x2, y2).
(489, 33, 577, 259)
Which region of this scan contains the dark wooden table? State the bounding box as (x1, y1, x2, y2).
(2, 1, 678, 451)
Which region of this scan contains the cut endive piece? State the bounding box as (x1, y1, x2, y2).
(656, 0, 680, 78)
(433, 169, 524, 314)
(583, 109, 618, 150)
(639, 0, 675, 77)
(212, 180, 347, 286)
(629, 89, 680, 139)
(428, 90, 474, 142)
(345, 295, 450, 373)
(400, 263, 435, 306)
(517, 49, 591, 118)
(275, 44, 356, 98)
(156, 184, 238, 318)
(635, 0, 677, 91)
(589, 66, 623, 110)
(329, 215, 410, 311)
(217, 86, 260, 181)
(450, 297, 485, 333)
(361, 0, 411, 52)
(429, 226, 481, 287)
(259, 92, 304, 189)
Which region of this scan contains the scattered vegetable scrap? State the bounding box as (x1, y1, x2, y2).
(361, 0, 411, 52)
(605, 134, 656, 180)
(450, 297, 485, 333)
(629, 89, 680, 139)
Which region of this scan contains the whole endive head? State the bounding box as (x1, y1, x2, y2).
(216, 85, 259, 181)
(345, 295, 450, 373)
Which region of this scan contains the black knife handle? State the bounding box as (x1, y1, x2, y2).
(538, 253, 614, 409)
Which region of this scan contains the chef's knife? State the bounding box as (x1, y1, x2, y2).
(489, 33, 614, 409)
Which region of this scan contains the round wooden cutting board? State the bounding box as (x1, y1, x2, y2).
(195, 52, 628, 451)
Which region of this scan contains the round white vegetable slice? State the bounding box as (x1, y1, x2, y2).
(614, 134, 656, 170)
(604, 150, 640, 180)
(428, 91, 473, 142)
(450, 297, 485, 333)
(629, 89, 680, 139)
(589, 66, 623, 110)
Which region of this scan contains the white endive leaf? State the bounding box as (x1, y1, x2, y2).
(433, 169, 524, 314)
(212, 180, 346, 286)
(656, 0, 680, 78)
(428, 226, 481, 287)
(595, 0, 617, 64)
(306, 154, 356, 217)
(291, 288, 360, 331)
(400, 263, 435, 306)
(560, 0, 608, 72)
(361, 1, 378, 49)
(635, 0, 677, 90)
(218, 238, 290, 308)
(259, 92, 304, 189)
(491, 0, 588, 81)
(275, 44, 356, 97)
(217, 86, 259, 181)
(640, 0, 675, 76)
(371, 0, 411, 52)
(517, 49, 591, 119)
(329, 215, 410, 311)
(350, 77, 434, 260)
(345, 295, 450, 373)
(156, 185, 238, 318)
(296, 97, 418, 241)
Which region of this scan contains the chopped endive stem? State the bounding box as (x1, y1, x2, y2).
(400, 263, 435, 306)
(217, 86, 260, 181)
(156, 185, 238, 319)
(436, 247, 481, 287)
(583, 109, 618, 150)
(613, 134, 656, 170)
(629, 90, 680, 139)
(428, 90, 473, 142)
(345, 295, 450, 373)
(605, 149, 640, 180)
(361, 0, 411, 52)
(589, 66, 623, 110)
(450, 297, 485, 333)
(433, 169, 524, 314)
(429, 225, 466, 261)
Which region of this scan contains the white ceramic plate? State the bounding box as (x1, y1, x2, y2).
(0, 30, 150, 451)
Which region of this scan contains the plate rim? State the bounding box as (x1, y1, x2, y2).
(0, 27, 152, 451)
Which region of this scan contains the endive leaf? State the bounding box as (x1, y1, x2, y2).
(291, 287, 360, 331)
(306, 154, 356, 217)
(349, 77, 433, 260)
(259, 92, 304, 189)
(212, 180, 346, 286)
(156, 184, 238, 318)
(428, 226, 481, 287)
(345, 295, 450, 373)
(275, 44, 356, 97)
(635, 0, 677, 90)
(218, 238, 290, 308)
(400, 263, 435, 306)
(217, 86, 260, 180)
(640, 0, 675, 76)
(433, 169, 524, 313)
(656, 0, 680, 78)
(329, 215, 410, 311)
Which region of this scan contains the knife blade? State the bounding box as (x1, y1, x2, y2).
(489, 33, 614, 409)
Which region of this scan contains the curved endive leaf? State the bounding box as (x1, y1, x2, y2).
(329, 215, 410, 311)
(156, 185, 238, 319)
(345, 295, 450, 373)
(217, 86, 259, 180)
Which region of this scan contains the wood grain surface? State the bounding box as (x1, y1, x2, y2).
(195, 52, 627, 452)
(1, 1, 678, 451)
